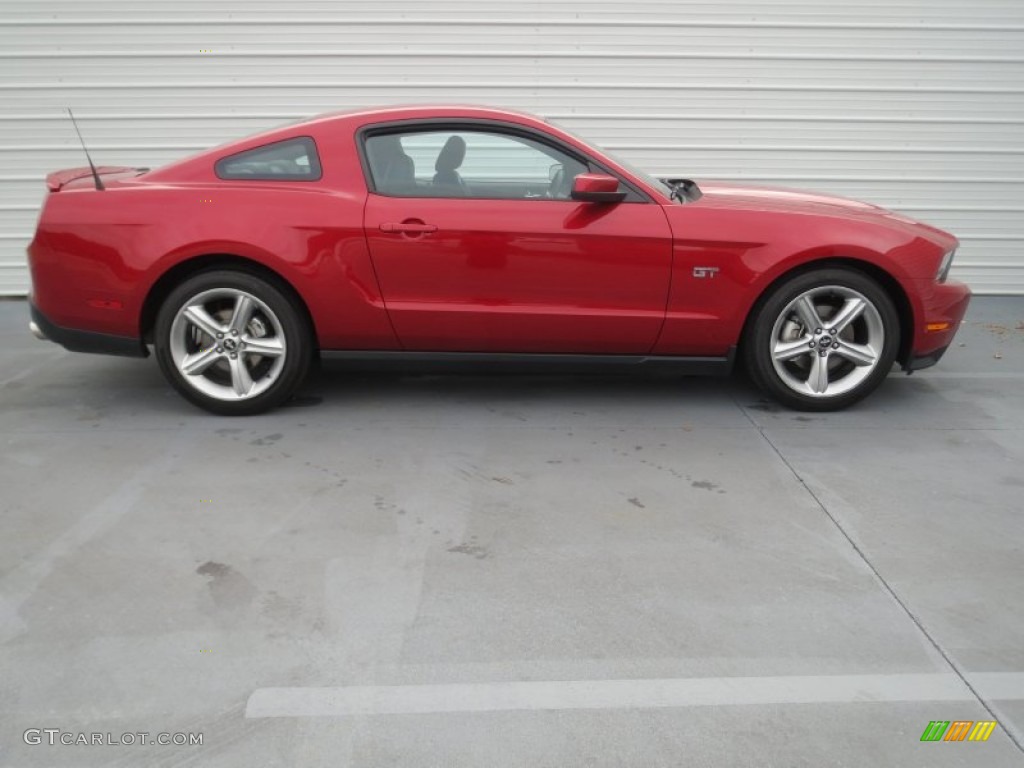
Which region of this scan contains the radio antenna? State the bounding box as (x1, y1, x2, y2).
(67, 108, 104, 191)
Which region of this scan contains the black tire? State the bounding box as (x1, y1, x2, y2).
(742, 267, 900, 411)
(154, 269, 312, 415)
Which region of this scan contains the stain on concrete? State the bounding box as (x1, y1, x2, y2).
(639, 459, 685, 479)
(250, 433, 283, 446)
(196, 561, 256, 610)
(197, 561, 229, 578)
(447, 543, 490, 559)
(491, 476, 514, 485)
(216, 428, 242, 436)
(303, 459, 346, 485)
(628, 497, 646, 509)
(691, 480, 720, 491)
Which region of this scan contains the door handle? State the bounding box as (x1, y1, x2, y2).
(380, 221, 438, 234)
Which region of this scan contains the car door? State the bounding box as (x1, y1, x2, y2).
(361, 125, 673, 354)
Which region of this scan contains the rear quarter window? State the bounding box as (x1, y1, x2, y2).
(215, 136, 322, 181)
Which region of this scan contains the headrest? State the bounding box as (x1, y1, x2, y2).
(370, 135, 405, 160)
(435, 135, 466, 173)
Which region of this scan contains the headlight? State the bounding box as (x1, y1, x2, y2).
(936, 247, 956, 282)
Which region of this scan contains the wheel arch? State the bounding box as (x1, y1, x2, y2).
(739, 257, 915, 367)
(139, 254, 318, 348)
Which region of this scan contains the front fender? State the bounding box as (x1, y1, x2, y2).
(653, 206, 945, 355)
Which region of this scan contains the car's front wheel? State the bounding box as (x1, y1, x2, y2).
(154, 270, 311, 415)
(743, 267, 900, 411)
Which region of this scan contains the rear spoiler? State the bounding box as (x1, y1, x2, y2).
(46, 166, 140, 192)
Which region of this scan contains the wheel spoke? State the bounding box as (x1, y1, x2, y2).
(773, 337, 811, 362)
(834, 342, 877, 367)
(828, 297, 867, 335)
(229, 356, 255, 396)
(229, 294, 256, 334)
(808, 354, 830, 394)
(794, 296, 823, 332)
(183, 305, 224, 339)
(241, 336, 284, 358)
(181, 346, 222, 376)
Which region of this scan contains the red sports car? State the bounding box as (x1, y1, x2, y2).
(28, 105, 969, 415)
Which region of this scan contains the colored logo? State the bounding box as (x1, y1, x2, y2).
(920, 720, 997, 742)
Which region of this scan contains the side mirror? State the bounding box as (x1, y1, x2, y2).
(570, 173, 626, 203)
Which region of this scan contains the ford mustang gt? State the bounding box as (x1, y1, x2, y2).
(27, 105, 970, 415)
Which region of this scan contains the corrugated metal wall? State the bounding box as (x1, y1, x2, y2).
(2, 0, 1023, 295)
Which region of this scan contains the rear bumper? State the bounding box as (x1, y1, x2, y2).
(30, 301, 148, 358)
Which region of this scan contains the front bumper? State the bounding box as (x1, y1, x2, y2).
(30, 301, 148, 358)
(905, 344, 950, 372)
(903, 279, 970, 372)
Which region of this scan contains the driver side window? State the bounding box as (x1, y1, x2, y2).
(365, 129, 589, 200)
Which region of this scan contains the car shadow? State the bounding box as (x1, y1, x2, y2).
(298, 364, 750, 406)
(3, 351, 964, 427)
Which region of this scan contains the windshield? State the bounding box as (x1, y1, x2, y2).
(545, 119, 675, 198)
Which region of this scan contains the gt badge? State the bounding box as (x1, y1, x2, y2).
(693, 266, 720, 279)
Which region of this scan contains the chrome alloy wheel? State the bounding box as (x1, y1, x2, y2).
(769, 285, 885, 398)
(168, 288, 287, 401)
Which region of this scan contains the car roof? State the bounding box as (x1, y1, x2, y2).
(298, 104, 546, 129)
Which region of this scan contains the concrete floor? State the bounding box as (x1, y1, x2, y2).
(1, 296, 1022, 767)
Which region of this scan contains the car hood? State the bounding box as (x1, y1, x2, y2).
(694, 181, 891, 216)
(690, 180, 956, 247)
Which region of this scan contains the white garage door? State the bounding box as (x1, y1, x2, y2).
(2, 0, 1023, 295)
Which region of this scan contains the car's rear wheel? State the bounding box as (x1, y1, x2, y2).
(154, 270, 311, 415)
(743, 267, 899, 411)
